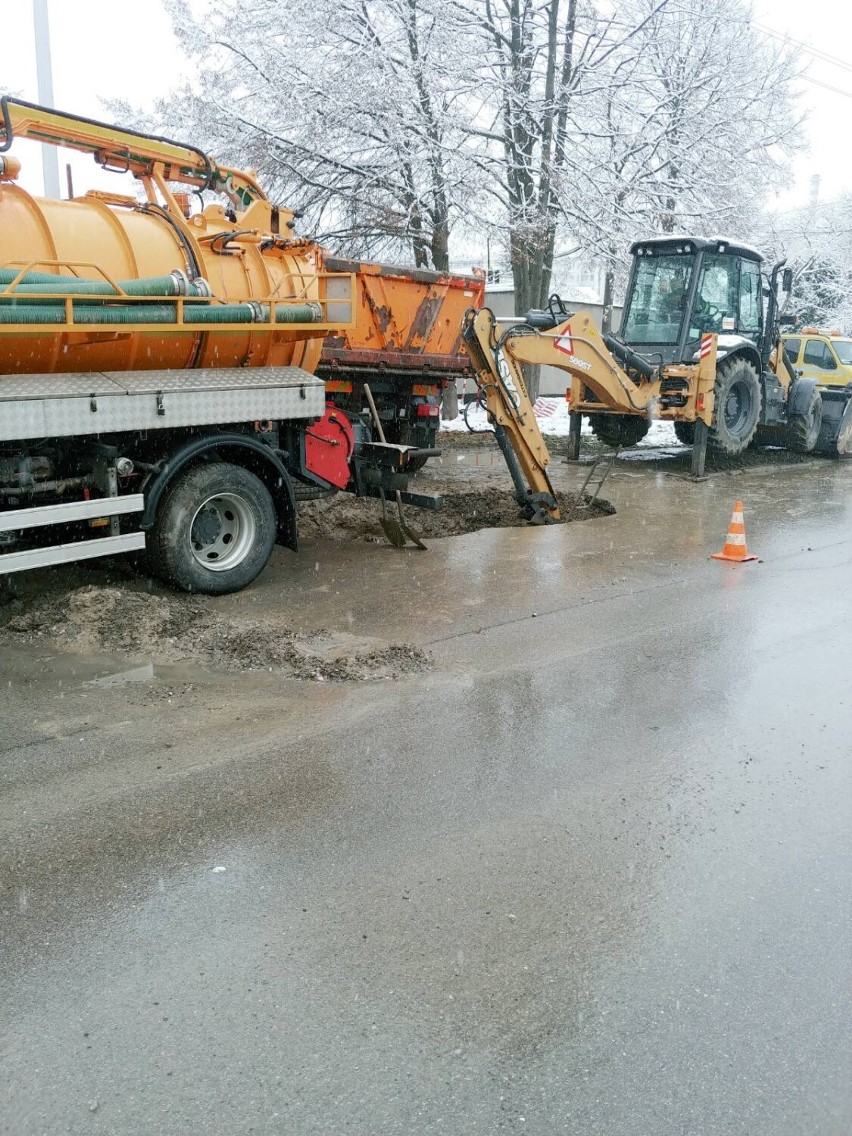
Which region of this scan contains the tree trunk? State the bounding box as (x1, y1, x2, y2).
(509, 233, 543, 401)
(430, 214, 450, 272)
(602, 267, 615, 333)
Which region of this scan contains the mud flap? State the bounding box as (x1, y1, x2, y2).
(814, 391, 852, 457)
(441, 383, 459, 421)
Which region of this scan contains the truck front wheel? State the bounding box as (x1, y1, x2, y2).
(149, 462, 277, 594)
(708, 358, 761, 454)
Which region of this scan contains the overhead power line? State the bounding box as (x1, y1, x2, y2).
(755, 22, 852, 75)
(752, 22, 852, 99)
(800, 75, 852, 100)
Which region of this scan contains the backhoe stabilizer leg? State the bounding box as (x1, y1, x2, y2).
(691, 419, 709, 479)
(566, 410, 582, 462)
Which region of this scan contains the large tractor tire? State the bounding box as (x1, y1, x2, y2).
(149, 461, 277, 594)
(673, 421, 695, 445)
(708, 357, 762, 454)
(588, 413, 650, 448)
(786, 387, 823, 453)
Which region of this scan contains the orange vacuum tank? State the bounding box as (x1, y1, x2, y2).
(0, 179, 330, 377)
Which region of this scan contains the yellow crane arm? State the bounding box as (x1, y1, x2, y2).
(461, 307, 560, 522)
(0, 96, 267, 208)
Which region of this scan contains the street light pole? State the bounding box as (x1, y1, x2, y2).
(33, 0, 60, 198)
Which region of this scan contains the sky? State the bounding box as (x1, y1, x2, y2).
(2, 0, 852, 211)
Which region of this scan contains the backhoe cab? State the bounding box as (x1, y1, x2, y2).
(464, 236, 852, 479)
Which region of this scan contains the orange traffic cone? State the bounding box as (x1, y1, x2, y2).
(712, 501, 758, 563)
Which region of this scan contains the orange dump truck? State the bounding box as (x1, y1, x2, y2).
(319, 257, 484, 467)
(0, 98, 482, 594)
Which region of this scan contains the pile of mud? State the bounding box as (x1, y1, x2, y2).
(0, 586, 430, 682)
(298, 487, 614, 544)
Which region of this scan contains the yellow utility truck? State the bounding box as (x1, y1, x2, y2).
(781, 329, 852, 387)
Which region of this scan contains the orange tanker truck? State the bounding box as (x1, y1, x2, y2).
(0, 98, 483, 593)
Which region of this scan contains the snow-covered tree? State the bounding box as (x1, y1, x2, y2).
(762, 194, 852, 333)
(128, 0, 471, 269)
(559, 0, 801, 328)
(117, 0, 803, 349)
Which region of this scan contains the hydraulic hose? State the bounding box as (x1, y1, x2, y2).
(602, 332, 657, 380)
(139, 202, 203, 279)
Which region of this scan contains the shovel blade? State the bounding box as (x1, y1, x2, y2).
(399, 518, 427, 550)
(380, 517, 408, 548)
(395, 492, 427, 550)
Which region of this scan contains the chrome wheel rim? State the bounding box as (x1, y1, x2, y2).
(189, 492, 256, 571)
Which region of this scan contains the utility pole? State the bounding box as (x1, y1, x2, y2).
(33, 0, 60, 198)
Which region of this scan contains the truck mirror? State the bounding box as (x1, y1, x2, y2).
(778, 313, 796, 326)
(782, 268, 793, 292)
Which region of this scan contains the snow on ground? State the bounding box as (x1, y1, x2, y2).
(442, 398, 682, 448)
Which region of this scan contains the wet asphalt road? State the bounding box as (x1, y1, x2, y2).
(2, 458, 851, 1135)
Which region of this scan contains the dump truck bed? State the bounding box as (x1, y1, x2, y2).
(319, 257, 484, 378)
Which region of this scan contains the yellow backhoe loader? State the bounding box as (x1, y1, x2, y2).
(463, 236, 852, 483)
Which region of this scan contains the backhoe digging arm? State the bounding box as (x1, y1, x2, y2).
(465, 307, 719, 428)
(461, 307, 560, 523)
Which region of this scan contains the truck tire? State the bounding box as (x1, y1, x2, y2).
(673, 421, 695, 445)
(149, 462, 277, 595)
(786, 387, 823, 453)
(405, 445, 435, 474)
(390, 422, 439, 472)
(708, 357, 761, 454)
(588, 413, 650, 448)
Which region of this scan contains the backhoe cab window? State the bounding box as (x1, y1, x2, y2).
(738, 261, 761, 334)
(621, 255, 694, 345)
(691, 254, 738, 335)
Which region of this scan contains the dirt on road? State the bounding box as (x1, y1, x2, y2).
(0, 434, 617, 681)
(0, 586, 430, 682)
(298, 484, 614, 544)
